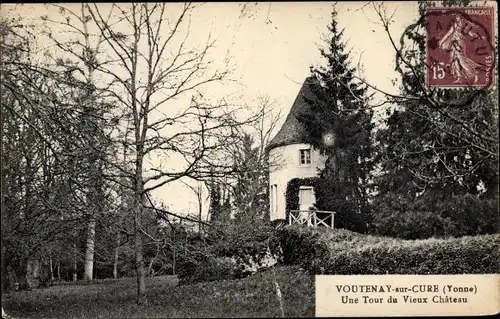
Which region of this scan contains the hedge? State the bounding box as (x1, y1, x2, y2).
(276, 225, 499, 275)
(273, 225, 379, 261)
(272, 225, 329, 267)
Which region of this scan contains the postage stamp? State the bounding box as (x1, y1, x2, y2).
(426, 6, 495, 89)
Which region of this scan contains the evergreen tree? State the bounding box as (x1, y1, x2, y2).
(297, 5, 374, 232)
(221, 195, 232, 221)
(208, 183, 231, 223)
(232, 133, 269, 222)
(208, 184, 221, 222)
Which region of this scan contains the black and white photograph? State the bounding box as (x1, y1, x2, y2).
(1, 1, 498, 318)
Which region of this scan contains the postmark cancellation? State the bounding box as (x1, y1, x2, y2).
(426, 6, 496, 89)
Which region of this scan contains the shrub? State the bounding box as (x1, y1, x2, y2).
(177, 220, 280, 284)
(177, 255, 236, 285)
(309, 234, 499, 275)
(273, 225, 330, 268)
(274, 225, 383, 269)
(270, 219, 287, 229)
(369, 209, 455, 239)
(437, 194, 499, 236)
(370, 192, 499, 239)
(212, 221, 274, 261)
(212, 221, 279, 276)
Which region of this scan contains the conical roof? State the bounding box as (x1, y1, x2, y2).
(267, 76, 318, 150)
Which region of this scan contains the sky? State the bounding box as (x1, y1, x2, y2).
(2, 2, 423, 220)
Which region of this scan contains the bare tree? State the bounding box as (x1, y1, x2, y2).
(38, 3, 116, 282)
(1, 16, 98, 290)
(210, 96, 284, 221)
(39, 3, 260, 304)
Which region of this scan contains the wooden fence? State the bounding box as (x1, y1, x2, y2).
(289, 210, 336, 229)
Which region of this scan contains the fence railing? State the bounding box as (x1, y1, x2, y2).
(289, 210, 336, 229)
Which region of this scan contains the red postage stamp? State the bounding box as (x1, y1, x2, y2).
(426, 6, 495, 89)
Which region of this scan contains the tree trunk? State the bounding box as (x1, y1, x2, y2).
(1, 166, 7, 291)
(83, 217, 96, 281)
(113, 233, 120, 279)
(134, 159, 147, 304)
(134, 208, 146, 304)
(172, 246, 176, 276)
(73, 243, 77, 282)
(49, 253, 55, 282)
(1, 243, 6, 291)
(198, 193, 203, 234)
(25, 258, 40, 289)
(16, 258, 28, 290)
(57, 260, 61, 282)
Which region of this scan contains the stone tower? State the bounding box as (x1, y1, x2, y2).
(267, 77, 328, 221)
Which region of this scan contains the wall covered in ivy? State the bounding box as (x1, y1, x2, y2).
(285, 177, 367, 233)
(284, 177, 319, 222)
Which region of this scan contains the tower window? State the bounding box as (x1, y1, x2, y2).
(299, 149, 311, 165)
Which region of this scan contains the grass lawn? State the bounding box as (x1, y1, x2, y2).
(2, 266, 314, 318)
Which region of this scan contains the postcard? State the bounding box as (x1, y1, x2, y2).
(1, 2, 498, 318)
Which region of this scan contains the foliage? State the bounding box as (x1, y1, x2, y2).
(272, 225, 329, 268)
(374, 0, 499, 206)
(177, 256, 236, 286)
(375, 92, 499, 199)
(231, 133, 270, 222)
(276, 225, 499, 275)
(369, 193, 454, 239)
(370, 193, 499, 239)
(285, 177, 318, 222)
(212, 220, 275, 263)
(285, 177, 368, 232)
(310, 234, 499, 275)
(208, 183, 232, 223)
(185, 125, 279, 284)
(438, 194, 499, 236)
(177, 220, 278, 285)
(208, 100, 279, 224)
(314, 177, 369, 233)
(30, 2, 261, 303)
